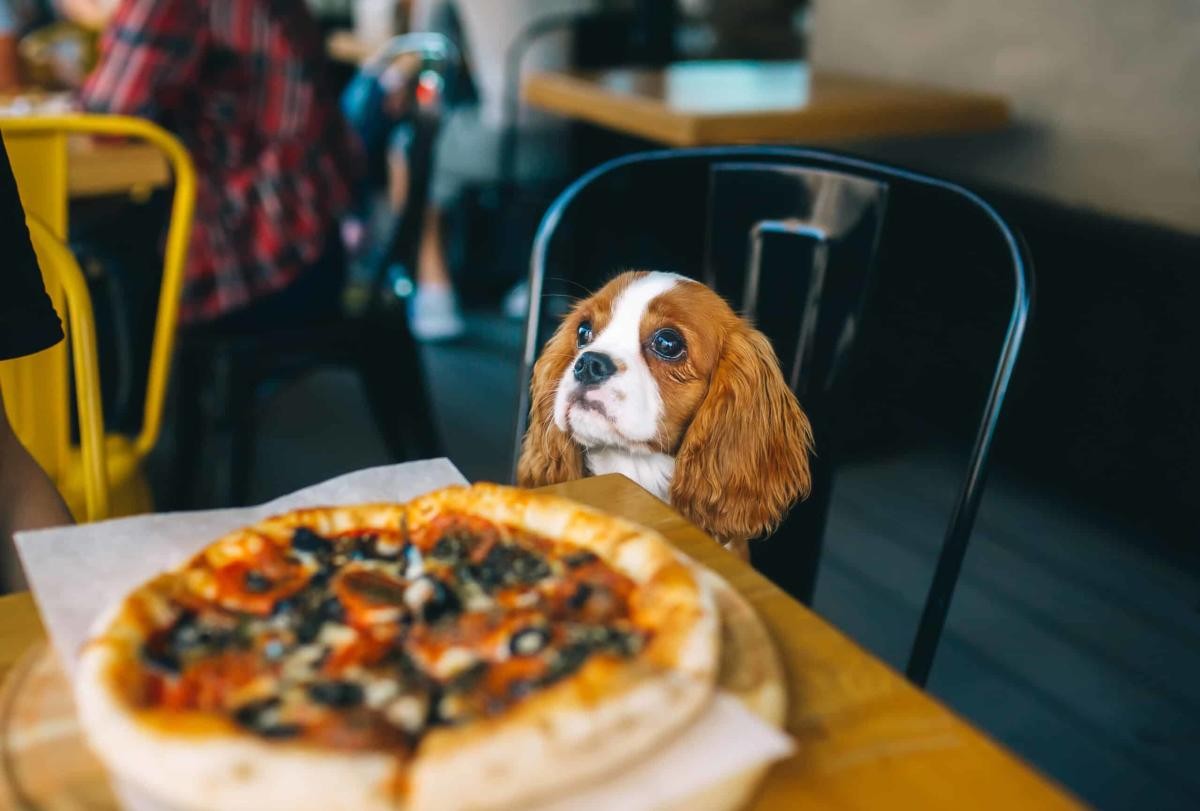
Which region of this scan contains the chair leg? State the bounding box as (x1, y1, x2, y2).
(227, 351, 258, 507)
(359, 320, 443, 461)
(751, 509, 825, 606)
(170, 343, 208, 510)
(750, 460, 835, 605)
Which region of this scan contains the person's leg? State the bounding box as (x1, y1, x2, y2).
(409, 205, 466, 341)
(417, 206, 450, 288)
(199, 227, 347, 334)
(172, 228, 345, 509)
(388, 142, 411, 215)
(409, 99, 526, 342)
(382, 117, 464, 341)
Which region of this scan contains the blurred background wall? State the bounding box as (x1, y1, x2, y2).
(812, 0, 1200, 234)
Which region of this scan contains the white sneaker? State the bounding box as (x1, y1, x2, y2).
(502, 280, 529, 320)
(409, 284, 466, 342)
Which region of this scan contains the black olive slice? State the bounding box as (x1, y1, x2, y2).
(567, 583, 593, 611)
(543, 643, 591, 684)
(296, 614, 324, 644)
(406, 576, 461, 623)
(292, 527, 329, 555)
(141, 645, 180, 674)
(307, 680, 365, 707)
(563, 551, 598, 568)
(508, 547, 551, 584)
(319, 596, 346, 623)
(243, 570, 273, 593)
(233, 696, 279, 726)
(233, 696, 298, 739)
(258, 724, 303, 739)
(431, 534, 468, 562)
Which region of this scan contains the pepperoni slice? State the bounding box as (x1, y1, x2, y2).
(207, 537, 310, 616)
(334, 569, 408, 628)
(154, 651, 263, 712)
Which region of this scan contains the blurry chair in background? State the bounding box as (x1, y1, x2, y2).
(404, 0, 643, 315)
(485, 6, 632, 309)
(470, 1, 677, 307)
(171, 35, 447, 509)
(511, 147, 1032, 685)
(0, 114, 195, 519)
(498, 3, 676, 189)
(341, 32, 459, 303)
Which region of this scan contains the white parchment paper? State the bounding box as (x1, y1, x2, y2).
(14, 459, 793, 811)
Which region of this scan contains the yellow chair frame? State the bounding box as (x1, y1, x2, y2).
(0, 115, 195, 520)
(19, 213, 109, 520)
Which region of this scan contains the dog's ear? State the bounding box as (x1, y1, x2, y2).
(670, 325, 813, 546)
(517, 323, 585, 487)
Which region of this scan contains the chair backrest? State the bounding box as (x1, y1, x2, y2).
(0, 115, 195, 500)
(512, 147, 1032, 685)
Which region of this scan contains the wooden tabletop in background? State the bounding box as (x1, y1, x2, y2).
(0, 93, 172, 198)
(0, 474, 1079, 810)
(524, 61, 1011, 147)
(66, 140, 170, 198)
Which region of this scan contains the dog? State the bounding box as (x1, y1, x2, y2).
(517, 270, 813, 557)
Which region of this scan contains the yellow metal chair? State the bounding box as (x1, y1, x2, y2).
(7, 214, 109, 521)
(0, 115, 195, 520)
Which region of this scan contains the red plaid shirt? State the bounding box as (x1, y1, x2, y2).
(81, 0, 358, 323)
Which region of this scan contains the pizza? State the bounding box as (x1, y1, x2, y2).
(74, 484, 719, 811)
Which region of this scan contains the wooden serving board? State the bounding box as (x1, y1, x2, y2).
(0, 575, 785, 811)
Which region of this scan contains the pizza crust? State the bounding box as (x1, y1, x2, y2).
(74, 484, 719, 811)
(410, 669, 710, 811)
(76, 651, 397, 811)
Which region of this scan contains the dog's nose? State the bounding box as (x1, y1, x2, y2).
(573, 351, 617, 386)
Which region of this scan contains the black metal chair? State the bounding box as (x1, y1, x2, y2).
(171, 36, 451, 509)
(510, 147, 1033, 686)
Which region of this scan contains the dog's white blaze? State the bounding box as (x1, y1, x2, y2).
(585, 448, 676, 502)
(587, 272, 682, 440)
(553, 272, 686, 445)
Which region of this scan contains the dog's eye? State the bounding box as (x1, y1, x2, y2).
(576, 321, 593, 348)
(650, 328, 685, 360)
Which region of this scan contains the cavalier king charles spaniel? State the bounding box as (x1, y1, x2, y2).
(517, 270, 813, 557)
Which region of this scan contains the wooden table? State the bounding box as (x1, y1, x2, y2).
(67, 139, 170, 199)
(0, 93, 172, 198)
(0, 474, 1080, 810)
(524, 61, 1011, 146)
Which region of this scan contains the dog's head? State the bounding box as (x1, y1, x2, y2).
(518, 270, 813, 546)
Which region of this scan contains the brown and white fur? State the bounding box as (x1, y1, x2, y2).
(517, 271, 813, 557)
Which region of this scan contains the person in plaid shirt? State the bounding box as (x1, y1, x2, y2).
(78, 0, 358, 325)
